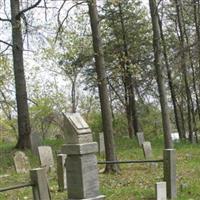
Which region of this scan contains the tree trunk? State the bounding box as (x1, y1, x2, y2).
(158, 16, 183, 139)
(118, 3, 139, 137)
(88, 0, 119, 173)
(149, 0, 173, 149)
(174, 0, 193, 142)
(10, 0, 31, 149)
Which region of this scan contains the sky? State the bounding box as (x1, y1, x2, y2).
(0, 0, 150, 109)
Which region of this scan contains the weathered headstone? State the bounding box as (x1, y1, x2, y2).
(136, 132, 145, 147)
(63, 113, 93, 144)
(98, 132, 105, 155)
(61, 113, 105, 200)
(38, 146, 54, 171)
(30, 132, 42, 155)
(57, 154, 67, 191)
(142, 141, 153, 160)
(171, 132, 180, 142)
(155, 182, 167, 200)
(14, 151, 30, 173)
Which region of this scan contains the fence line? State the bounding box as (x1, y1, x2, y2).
(98, 159, 163, 164)
(0, 182, 34, 193)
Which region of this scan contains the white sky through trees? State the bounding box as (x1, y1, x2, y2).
(0, 0, 149, 111)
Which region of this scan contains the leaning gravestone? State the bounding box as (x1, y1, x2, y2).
(136, 132, 145, 147)
(61, 113, 105, 200)
(156, 182, 167, 200)
(98, 132, 105, 155)
(30, 132, 42, 155)
(14, 151, 30, 173)
(38, 146, 54, 172)
(57, 154, 67, 191)
(142, 141, 153, 160)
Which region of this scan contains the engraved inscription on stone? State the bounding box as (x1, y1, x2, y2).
(142, 141, 153, 160)
(38, 146, 54, 171)
(14, 151, 30, 173)
(63, 113, 93, 144)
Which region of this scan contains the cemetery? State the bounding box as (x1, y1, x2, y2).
(0, 113, 200, 199)
(1, 0, 200, 199)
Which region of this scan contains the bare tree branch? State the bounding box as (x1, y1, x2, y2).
(0, 40, 12, 47)
(0, 17, 11, 22)
(55, 1, 84, 42)
(18, 0, 42, 17)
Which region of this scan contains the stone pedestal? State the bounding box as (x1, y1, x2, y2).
(163, 149, 176, 199)
(62, 143, 105, 200)
(62, 113, 105, 200)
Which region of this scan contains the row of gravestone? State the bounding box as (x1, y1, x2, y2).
(14, 146, 54, 174)
(136, 132, 153, 160)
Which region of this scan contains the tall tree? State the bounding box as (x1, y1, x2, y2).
(88, 0, 119, 173)
(149, 0, 173, 148)
(10, 0, 41, 149)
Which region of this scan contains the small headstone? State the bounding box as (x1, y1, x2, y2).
(171, 132, 180, 142)
(14, 151, 30, 173)
(38, 146, 54, 171)
(30, 132, 42, 155)
(98, 132, 105, 155)
(142, 141, 153, 160)
(156, 182, 167, 200)
(57, 154, 67, 191)
(136, 132, 145, 146)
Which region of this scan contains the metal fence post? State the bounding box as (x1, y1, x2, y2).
(163, 149, 176, 199)
(30, 168, 51, 200)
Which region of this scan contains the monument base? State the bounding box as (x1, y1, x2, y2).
(69, 195, 105, 200)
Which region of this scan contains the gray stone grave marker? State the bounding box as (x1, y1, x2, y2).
(136, 132, 145, 146)
(57, 154, 67, 191)
(30, 132, 42, 155)
(38, 146, 54, 171)
(63, 113, 93, 144)
(61, 113, 105, 200)
(98, 132, 105, 155)
(156, 182, 167, 200)
(142, 141, 153, 160)
(14, 151, 30, 173)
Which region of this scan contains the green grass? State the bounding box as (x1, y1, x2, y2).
(0, 136, 200, 199)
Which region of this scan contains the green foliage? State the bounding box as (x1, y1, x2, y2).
(138, 103, 163, 138)
(113, 113, 128, 135)
(1, 137, 200, 199)
(29, 97, 61, 139)
(87, 112, 103, 134)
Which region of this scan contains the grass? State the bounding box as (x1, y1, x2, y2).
(0, 136, 200, 199)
